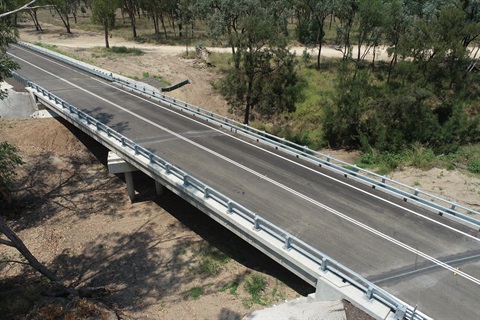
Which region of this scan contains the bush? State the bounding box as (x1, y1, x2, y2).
(109, 46, 143, 56)
(468, 159, 480, 173)
(0, 141, 24, 191)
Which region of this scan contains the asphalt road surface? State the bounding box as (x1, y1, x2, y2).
(9, 44, 480, 320)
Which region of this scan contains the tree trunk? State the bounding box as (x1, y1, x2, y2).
(244, 48, 254, 125)
(55, 8, 71, 34)
(28, 9, 42, 32)
(160, 14, 167, 37)
(152, 13, 159, 34)
(0, 217, 62, 283)
(316, 19, 324, 69)
(130, 13, 137, 38)
(104, 19, 110, 48)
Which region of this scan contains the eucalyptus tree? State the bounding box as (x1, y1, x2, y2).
(122, 0, 138, 38)
(335, 0, 358, 60)
(50, 0, 80, 33)
(355, 0, 385, 65)
(295, 0, 334, 69)
(383, 0, 412, 81)
(212, 0, 298, 124)
(91, 0, 120, 48)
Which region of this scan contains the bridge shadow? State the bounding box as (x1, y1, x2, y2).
(144, 176, 314, 296)
(81, 106, 130, 134)
(3, 117, 125, 232)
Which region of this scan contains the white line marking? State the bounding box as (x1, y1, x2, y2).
(374, 253, 480, 283)
(11, 47, 480, 286)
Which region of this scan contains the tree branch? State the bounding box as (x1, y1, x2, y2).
(0, 216, 62, 283)
(0, 238, 15, 247)
(0, 0, 37, 19)
(0, 259, 30, 266)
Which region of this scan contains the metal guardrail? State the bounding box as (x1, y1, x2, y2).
(15, 41, 480, 229)
(14, 71, 429, 320)
(17, 41, 114, 82)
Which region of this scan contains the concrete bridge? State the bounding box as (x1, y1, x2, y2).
(8, 43, 480, 320)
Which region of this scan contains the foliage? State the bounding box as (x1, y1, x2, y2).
(468, 159, 480, 174)
(0, 141, 24, 193)
(109, 46, 143, 55)
(91, 0, 120, 48)
(244, 273, 267, 303)
(188, 286, 204, 299)
(0, 6, 19, 100)
(201, 0, 299, 124)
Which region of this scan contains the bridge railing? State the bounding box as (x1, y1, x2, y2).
(16, 41, 479, 228)
(14, 71, 430, 320)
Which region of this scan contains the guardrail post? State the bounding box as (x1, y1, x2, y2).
(107, 129, 111, 137)
(134, 145, 139, 155)
(148, 153, 154, 163)
(183, 174, 189, 187)
(327, 155, 331, 162)
(165, 163, 171, 174)
(284, 235, 292, 250)
(321, 258, 328, 272)
(227, 201, 234, 214)
(96, 122, 100, 131)
(204, 187, 210, 199)
(395, 305, 407, 320)
(253, 215, 260, 231)
(121, 137, 126, 147)
(414, 188, 419, 196)
(365, 286, 374, 300)
(451, 203, 457, 211)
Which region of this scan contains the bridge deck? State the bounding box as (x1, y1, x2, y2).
(9, 44, 480, 319)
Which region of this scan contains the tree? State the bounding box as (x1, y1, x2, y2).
(335, 0, 358, 60)
(355, 0, 385, 65)
(215, 0, 298, 124)
(0, 142, 23, 205)
(91, 0, 119, 48)
(50, 0, 81, 34)
(122, 0, 138, 38)
(0, 0, 37, 18)
(0, 4, 20, 100)
(295, 0, 333, 69)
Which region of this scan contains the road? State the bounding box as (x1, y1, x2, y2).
(9, 44, 480, 319)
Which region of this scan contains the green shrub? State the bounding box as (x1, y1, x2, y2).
(467, 159, 480, 173)
(189, 286, 204, 299)
(245, 274, 266, 296)
(109, 46, 144, 56)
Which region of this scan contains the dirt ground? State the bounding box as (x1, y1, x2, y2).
(0, 118, 313, 319)
(1, 20, 479, 320)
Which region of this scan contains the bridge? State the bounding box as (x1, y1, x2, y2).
(8, 43, 480, 320)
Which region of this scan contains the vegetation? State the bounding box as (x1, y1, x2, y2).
(244, 273, 267, 305)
